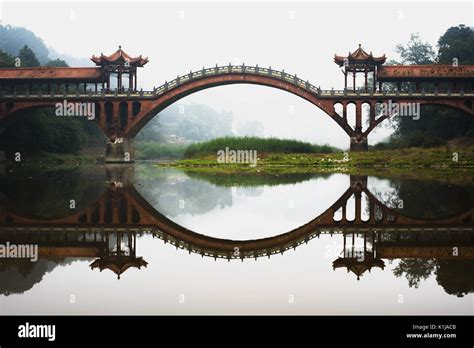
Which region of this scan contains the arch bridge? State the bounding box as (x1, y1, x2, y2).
(1, 47, 474, 162)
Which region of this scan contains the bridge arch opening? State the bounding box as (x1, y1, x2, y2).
(346, 103, 356, 131)
(334, 102, 343, 118)
(119, 102, 128, 130)
(135, 83, 349, 151)
(361, 102, 371, 133)
(132, 101, 141, 117)
(105, 102, 114, 132)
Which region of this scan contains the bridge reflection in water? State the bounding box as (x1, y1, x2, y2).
(0, 166, 472, 283)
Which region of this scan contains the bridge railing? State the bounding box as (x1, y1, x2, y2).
(2, 64, 474, 99)
(149, 64, 323, 98)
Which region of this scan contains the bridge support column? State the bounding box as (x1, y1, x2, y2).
(350, 135, 368, 152)
(105, 137, 135, 163)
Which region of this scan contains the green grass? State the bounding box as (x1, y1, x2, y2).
(183, 136, 339, 158)
(136, 142, 188, 160)
(157, 145, 474, 177)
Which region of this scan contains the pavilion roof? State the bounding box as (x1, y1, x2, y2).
(333, 256, 385, 280)
(334, 44, 386, 67)
(90, 256, 148, 279)
(91, 46, 149, 67)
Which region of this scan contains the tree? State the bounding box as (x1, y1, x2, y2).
(18, 45, 40, 67)
(393, 259, 436, 288)
(0, 49, 15, 67)
(45, 58, 69, 67)
(438, 24, 474, 64)
(376, 27, 474, 149)
(395, 33, 436, 65)
(436, 260, 474, 297)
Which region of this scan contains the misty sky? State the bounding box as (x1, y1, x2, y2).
(1, 0, 472, 148)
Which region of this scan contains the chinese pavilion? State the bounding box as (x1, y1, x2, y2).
(334, 44, 386, 92)
(333, 232, 385, 280)
(91, 46, 149, 91)
(90, 231, 148, 279)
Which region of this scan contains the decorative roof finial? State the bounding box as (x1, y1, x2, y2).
(119, 45, 122, 50)
(358, 43, 361, 48)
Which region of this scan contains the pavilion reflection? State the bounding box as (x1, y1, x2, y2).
(0, 226, 472, 298)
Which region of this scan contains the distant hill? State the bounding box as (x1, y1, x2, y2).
(136, 103, 234, 143)
(0, 24, 49, 64)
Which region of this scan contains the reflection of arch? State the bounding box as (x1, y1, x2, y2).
(1, 176, 473, 260)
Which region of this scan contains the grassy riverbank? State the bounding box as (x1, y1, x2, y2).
(135, 137, 339, 160)
(157, 145, 474, 176)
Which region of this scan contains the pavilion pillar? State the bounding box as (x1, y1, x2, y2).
(373, 68, 377, 92)
(344, 71, 347, 90)
(364, 68, 368, 91)
(134, 69, 137, 91)
(129, 73, 133, 91)
(353, 69, 356, 91)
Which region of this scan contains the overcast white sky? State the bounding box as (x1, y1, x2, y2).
(1, 0, 473, 148)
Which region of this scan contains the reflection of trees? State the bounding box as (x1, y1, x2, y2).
(135, 168, 332, 218)
(0, 259, 68, 296)
(185, 171, 326, 187)
(436, 260, 474, 297)
(369, 178, 474, 219)
(393, 259, 436, 288)
(135, 169, 232, 218)
(393, 258, 474, 297)
(0, 167, 106, 219)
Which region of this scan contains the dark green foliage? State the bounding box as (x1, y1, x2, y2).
(136, 143, 187, 160)
(0, 49, 15, 67)
(438, 24, 474, 64)
(183, 136, 339, 158)
(0, 109, 103, 155)
(45, 58, 69, 67)
(376, 26, 474, 148)
(18, 45, 40, 67)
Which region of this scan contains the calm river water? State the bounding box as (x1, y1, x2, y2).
(0, 164, 472, 314)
